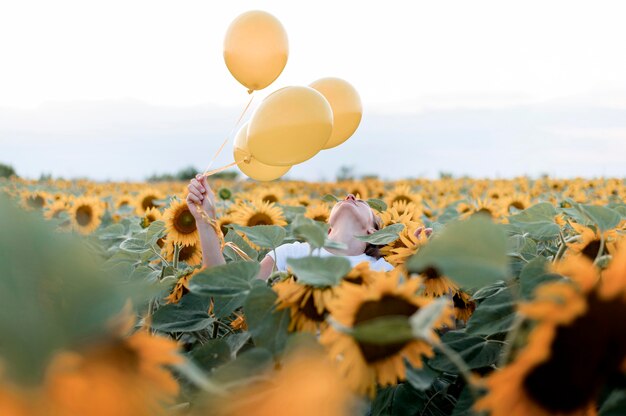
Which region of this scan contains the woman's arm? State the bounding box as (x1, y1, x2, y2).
(186, 174, 226, 268)
(187, 173, 276, 279)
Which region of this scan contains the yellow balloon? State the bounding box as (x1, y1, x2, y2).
(223, 11, 289, 92)
(233, 123, 291, 181)
(248, 86, 333, 166)
(309, 77, 362, 149)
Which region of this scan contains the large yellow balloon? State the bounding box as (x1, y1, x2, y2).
(309, 77, 362, 149)
(233, 123, 291, 181)
(224, 11, 289, 92)
(248, 86, 333, 166)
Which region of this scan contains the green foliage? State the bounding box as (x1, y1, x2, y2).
(0, 162, 17, 178)
(286, 256, 352, 287)
(231, 224, 286, 249)
(243, 285, 290, 356)
(355, 222, 405, 245)
(407, 215, 509, 288)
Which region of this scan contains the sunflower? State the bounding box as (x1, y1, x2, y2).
(204, 344, 352, 416)
(216, 213, 237, 237)
(141, 206, 162, 228)
(305, 202, 331, 222)
(165, 267, 204, 304)
(20, 190, 49, 211)
(254, 186, 285, 204)
(45, 327, 183, 416)
(135, 188, 165, 215)
(384, 184, 422, 208)
(163, 199, 198, 247)
(414, 265, 459, 297)
(566, 222, 620, 261)
(381, 223, 428, 267)
(503, 193, 533, 213)
(231, 199, 287, 228)
(342, 181, 369, 200)
(452, 290, 476, 323)
(320, 269, 454, 397)
(43, 200, 72, 231)
(380, 205, 416, 227)
(69, 196, 104, 235)
(274, 276, 337, 333)
(162, 238, 203, 266)
(475, 245, 626, 416)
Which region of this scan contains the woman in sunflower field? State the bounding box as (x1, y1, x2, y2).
(186, 174, 430, 278)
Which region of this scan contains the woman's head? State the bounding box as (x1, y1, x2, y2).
(327, 194, 384, 259)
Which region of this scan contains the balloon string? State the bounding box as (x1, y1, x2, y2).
(202, 92, 255, 175)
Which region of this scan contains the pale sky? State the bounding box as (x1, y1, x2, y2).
(1, 1, 626, 180)
(2, 0, 626, 110)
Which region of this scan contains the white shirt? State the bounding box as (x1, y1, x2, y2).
(267, 241, 394, 272)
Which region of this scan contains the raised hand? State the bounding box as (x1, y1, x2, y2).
(186, 173, 217, 221)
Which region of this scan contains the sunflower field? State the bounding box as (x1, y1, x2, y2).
(2, 175, 626, 416)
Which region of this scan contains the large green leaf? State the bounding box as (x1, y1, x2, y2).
(243, 285, 290, 355)
(367, 198, 387, 212)
(286, 256, 351, 287)
(466, 286, 517, 336)
(151, 294, 214, 332)
(410, 297, 452, 341)
(428, 331, 502, 372)
(508, 202, 560, 240)
(580, 204, 622, 232)
(189, 339, 231, 372)
(188, 261, 259, 297)
(223, 229, 258, 262)
(231, 224, 286, 249)
(406, 215, 509, 288)
(355, 223, 405, 245)
(519, 256, 562, 299)
(292, 223, 327, 249)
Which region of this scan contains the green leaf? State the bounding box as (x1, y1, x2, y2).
(146, 220, 166, 244)
(352, 315, 414, 345)
(466, 286, 516, 336)
(212, 296, 246, 319)
(189, 339, 231, 372)
(519, 257, 562, 299)
(119, 236, 150, 253)
(231, 224, 286, 249)
(407, 215, 509, 288)
(428, 331, 502, 372)
(367, 198, 387, 212)
(189, 261, 259, 297)
(286, 256, 351, 287)
(322, 194, 339, 203)
(508, 202, 560, 240)
(406, 364, 439, 391)
(223, 229, 258, 262)
(243, 285, 290, 355)
(580, 204, 622, 232)
(292, 223, 327, 249)
(355, 223, 405, 245)
(212, 347, 274, 384)
(410, 297, 452, 341)
(599, 389, 626, 416)
(451, 386, 478, 416)
(151, 296, 214, 332)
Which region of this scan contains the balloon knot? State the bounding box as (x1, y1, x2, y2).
(247, 89, 254, 95)
(243, 156, 252, 164)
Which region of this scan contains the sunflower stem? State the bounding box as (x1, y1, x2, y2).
(498, 314, 524, 367)
(594, 233, 606, 265)
(432, 341, 480, 399)
(151, 245, 170, 267)
(173, 244, 181, 269)
(553, 231, 568, 263)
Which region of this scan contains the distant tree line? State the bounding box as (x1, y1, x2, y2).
(0, 163, 17, 178)
(146, 166, 239, 182)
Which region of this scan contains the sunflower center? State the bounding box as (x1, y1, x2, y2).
(76, 205, 93, 226)
(179, 245, 196, 261)
(581, 239, 602, 261)
(174, 209, 197, 234)
(28, 195, 45, 209)
(141, 195, 158, 211)
(262, 195, 278, 204)
(522, 291, 626, 413)
(353, 295, 418, 363)
(422, 266, 441, 280)
(300, 293, 326, 322)
(313, 214, 328, 222)
(247, 213, 273, 226)
(509, 201, 525, 210)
